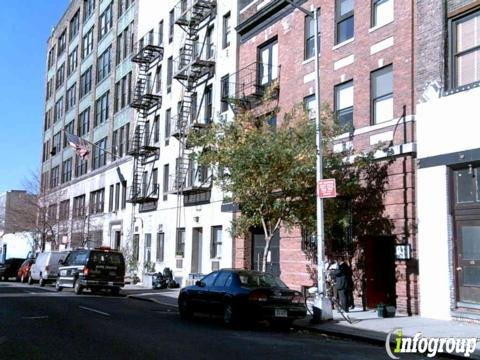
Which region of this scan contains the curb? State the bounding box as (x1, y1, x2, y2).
(293, 322, 479, 360)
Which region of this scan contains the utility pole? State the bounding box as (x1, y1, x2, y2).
(285, 0, 332, 321)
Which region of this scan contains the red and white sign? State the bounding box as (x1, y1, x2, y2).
(317, 179, 337, 198)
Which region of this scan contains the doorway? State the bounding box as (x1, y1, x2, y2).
(251, 229, 280, 276)
(191, 227, 203, 274)
(455, 221, 480, 305)
(364, 236, 396, 308)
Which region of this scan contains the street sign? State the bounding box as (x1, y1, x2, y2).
(317, 179, 337, 198)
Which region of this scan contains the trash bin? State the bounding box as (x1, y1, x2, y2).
(377, 304, 396, 318)
(377, 304, 386, 318)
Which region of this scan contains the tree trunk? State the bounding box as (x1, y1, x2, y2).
(262, 234, 272, 273)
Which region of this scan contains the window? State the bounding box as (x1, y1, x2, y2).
(116, 22, 134, 65)
(66, 83, 77, 112)
(73, 195, 86, 217)
(82, 27, 94, 59)
(168, 9, 174, 43)
(56, 63, 65, 89)
(99, 3, 113, 39)
(96, 46, 111, 83)
(155, 65, 162, 93)
(223, 12, 231, 49)
(121, 181, 127, 209)
(305, 12, 320, 60)
(58, 30, 67, 56)
(48, 204, 57, 222)
(44, 109, 53, 131)
(46, 78, 54, 100)
(144, 234, 152, 263)
(78, 107, 90, 136)
(201, 272, 218, 287)
(83, 0, 95, 22)
(372, 0, 393, 28)
(167, 57, 173, 93)
(69, 10, 80, 40)
(67, 47, 78, 76)
(89, 188, 105, 214)
(92, 137, 107, 170)
(371, 65, 393, 124)
(59, 200, 70, 221)
(52, 130, 62, 155)
(156, 232, 164, 262)
(158, 20, 164, 46)
(62, 158, 72, 183)
(211, 226, 222, 258)
(221, 74, 229, 112)
(152, 168, 158, 195)
(176, 228, 185, 256)
(80, 66, 92, 97)
(154, 115, 160, 143)
(114, 72, 132, 112)
(43, 140, 50, 162)
(334, 80, 354, 128)
(165, 108, 171, 146)
(94, 91, 109, 127)
(258, 40, 278, 86)
(133, 234, 139, 261)
(335, 0, 354, 44)
(48, 46, 56, 70)
(451, 10, 480, 88)
(54, 97, 64, 123)
(109, 184, 114, 212)
(304, 94, 316, 121)
(113, 122, 130, 158)
(163, 164, 169, 200)
(206, 26, 214, 59)
(204, 85, 212, 122)
(50, 166, 60, 188)
(64, 120, 75, 148)
(75, 154, 88, 177)
(115, 182, 120, 210)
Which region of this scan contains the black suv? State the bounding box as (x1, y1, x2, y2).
(56, 247, 125, 295)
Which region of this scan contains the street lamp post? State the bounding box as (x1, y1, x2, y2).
(285, 0, 332, 321)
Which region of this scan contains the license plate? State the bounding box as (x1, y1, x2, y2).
(275, 309, 288, 317)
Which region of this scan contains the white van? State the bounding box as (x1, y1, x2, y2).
(29, 251, 69, 286)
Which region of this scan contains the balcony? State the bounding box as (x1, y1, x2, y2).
(131, 31, 164, 66)
(174, 0, 217, 29)
(127, 184, 160, 204)
(168, 167, 211, 195)
(226, 62, 280, 110)
(173, 44, 215, 84)
(130, 78, 162, 114)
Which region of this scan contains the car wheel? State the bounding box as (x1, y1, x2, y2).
(28, 276, 33, 285)
(39, 278, 45, 287)
(178, 297, 193, 320)
(55, 280, 63, 292)
(73, 279, 83, 295)
(223, 303, 237, 327)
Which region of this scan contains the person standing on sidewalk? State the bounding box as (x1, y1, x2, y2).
(334, 257, 349, 312)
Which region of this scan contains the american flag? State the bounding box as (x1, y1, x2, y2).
(66, 133, 90, 160)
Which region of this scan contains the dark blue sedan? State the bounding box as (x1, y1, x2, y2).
(178, 269, 307, 327)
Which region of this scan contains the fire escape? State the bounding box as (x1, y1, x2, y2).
(128, 32, 163, 206)
(170, 0, 216, 204)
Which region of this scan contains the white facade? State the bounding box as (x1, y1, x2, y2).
(417, 85, 480, 319)
(42, 0, 238, 286)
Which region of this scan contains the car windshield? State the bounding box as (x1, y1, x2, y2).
(238, 272, 287, 288)
(89, 252, 123, 266)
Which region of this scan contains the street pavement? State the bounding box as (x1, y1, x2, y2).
(0, 281, 430, 360)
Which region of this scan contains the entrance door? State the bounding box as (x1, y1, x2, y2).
(455, 221, 480, 305)
(364, 236, 396, 308)
(251, 230, 280, 276)
(191, 228, 203, 274)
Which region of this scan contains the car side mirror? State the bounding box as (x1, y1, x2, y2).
(195, 280, 205, 287)
(58, 259, 64, 265)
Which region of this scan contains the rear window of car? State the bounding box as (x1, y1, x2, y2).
(238, 272, 287, 289)
(89, 251, 124, 266)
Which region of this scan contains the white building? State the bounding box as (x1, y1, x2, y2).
(416, 1, 480, 320)
(41, 0, 237, 285)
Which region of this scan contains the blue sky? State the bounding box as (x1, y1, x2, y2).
(0, 1, 69, 193)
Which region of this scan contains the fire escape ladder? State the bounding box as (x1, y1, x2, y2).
(128, 33, 163, 204)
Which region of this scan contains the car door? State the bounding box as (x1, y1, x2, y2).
(190, 271, 218, 314)
(210, 271, 232, 315)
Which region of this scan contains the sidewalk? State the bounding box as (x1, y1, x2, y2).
(123, 285, 480, 359)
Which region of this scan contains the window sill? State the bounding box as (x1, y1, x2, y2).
(332, 37, 354, 50)
(444, 80, 480, 96)
(368, 20, 393, 33)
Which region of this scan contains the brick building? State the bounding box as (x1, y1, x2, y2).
(416, 0, 480, 320)
(233, 0, 417, 314)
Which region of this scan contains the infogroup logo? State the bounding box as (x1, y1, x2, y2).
(385, 328, 478, 359)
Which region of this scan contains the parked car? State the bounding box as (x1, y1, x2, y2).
(0, 258, 25, 281)
(56, 247, 125, 295)
(178, 269, 307, 327)
(17, 258, 35, 283)
(29, 251, 69, 286)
